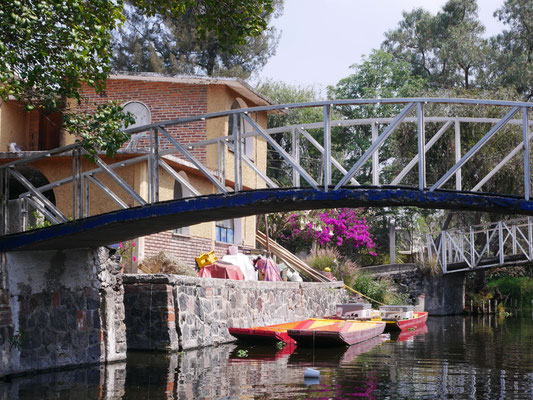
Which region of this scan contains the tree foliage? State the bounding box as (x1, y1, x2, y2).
(0, 0, 122, 111)
(382, 0, 488, 89)
(255, 79, 324, 185)
(112, 1, 281, 78)
(0, 0, 275, 156)
(489, 0, 533, 99)
(328, 50, 427, 184)
(382, 0, 533, 99)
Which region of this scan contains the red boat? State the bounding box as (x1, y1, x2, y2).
(287, 319, 386, 347)
(373, 311, 429, 332)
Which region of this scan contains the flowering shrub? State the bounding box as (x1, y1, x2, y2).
(118, 241, 137, 265)
(281, 208, 377, 256)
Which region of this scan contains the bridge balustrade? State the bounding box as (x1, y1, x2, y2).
(426, 217, 533, 273)
(1, 98, 533, 257)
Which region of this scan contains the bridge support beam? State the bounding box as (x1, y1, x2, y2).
(0, 248, 126, 377)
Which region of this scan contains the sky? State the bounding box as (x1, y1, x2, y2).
(257, 0, 506, 90)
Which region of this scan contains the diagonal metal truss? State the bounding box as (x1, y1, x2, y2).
(1, 98, 532, 240)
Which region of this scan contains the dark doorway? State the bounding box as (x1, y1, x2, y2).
(38, 112, 62, 150)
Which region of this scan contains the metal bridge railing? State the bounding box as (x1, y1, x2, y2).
(426, 217, 533, 273)
(1, 97, 532, 236)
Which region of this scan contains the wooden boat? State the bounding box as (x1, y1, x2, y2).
(372, 311, 428, 332)
(229, 317, 378, 344)
(287, 318, 386, 347)
(229, 320, 309, 345)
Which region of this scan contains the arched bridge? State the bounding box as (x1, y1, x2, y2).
(1, 98, 532, 254)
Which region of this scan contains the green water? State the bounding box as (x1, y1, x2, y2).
(2, 313, 533, 399)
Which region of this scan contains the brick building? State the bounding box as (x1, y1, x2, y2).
(0, 73, 274, 270)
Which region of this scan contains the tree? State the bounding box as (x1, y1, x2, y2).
(255, 79, 325, 186)
(112, 1, 282, 78)
(382, 0, 488, 89)
(487, 0, 533, 99)
(0, 0, 275, 156)
(327, 49, 427, 184)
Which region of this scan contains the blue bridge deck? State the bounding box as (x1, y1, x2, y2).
(2, 187, 533, 252)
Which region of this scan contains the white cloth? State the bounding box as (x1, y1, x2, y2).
(222, 254, 258, 281)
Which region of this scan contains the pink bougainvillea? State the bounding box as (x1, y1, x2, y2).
(281, 208, 377, 256)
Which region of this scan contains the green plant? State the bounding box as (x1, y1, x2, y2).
(276, 341, 286, 349)
(488, 276, 533, 307)
(8, 332, 25, 351)
(305, 248, 359, 281)
(28, 211, 52, 230)
(348, 273, 412, 306)
(305, 248, 338, 271)
(237, 349, 249, 358)
(118, 241, 137, 265)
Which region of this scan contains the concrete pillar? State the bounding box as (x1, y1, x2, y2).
(424, 272, 466, 315)
(0, 248, 126, 377)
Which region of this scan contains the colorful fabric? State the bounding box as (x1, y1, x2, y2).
(254, 257, 283, 281)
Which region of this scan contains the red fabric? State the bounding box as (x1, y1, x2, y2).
(198, 262, 245, 280)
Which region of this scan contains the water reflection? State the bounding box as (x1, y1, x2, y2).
(2, 315, 533, 399)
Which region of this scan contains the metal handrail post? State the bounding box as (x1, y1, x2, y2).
(153, 128, 160, 203)
(233, 112, 242, 192)
(372, 121, 379, 185)
(1, 168, 8, 234)
(417, 102, 425, 189)
(455, 118, 462, 190)
(524, 107, 530, 200)
(323, 105, 331, 191)
(442, 231, 447, 273)
(72, 149, 77, 220)
(291, 127, 300, 187)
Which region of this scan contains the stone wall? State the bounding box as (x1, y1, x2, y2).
(123, 274, 347, 351)
(0, 248, 126, 377)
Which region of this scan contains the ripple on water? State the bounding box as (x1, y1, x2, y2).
(3, 315, 533, 399)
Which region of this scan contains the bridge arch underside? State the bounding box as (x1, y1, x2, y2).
(3, 186, 533, 252)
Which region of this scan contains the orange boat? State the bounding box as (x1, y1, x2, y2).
(229, 320, 306, 345)
(229, 318, 385, 347)
(286, 318, 386, 347)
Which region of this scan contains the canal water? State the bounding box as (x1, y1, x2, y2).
(2, 314, 533, 399)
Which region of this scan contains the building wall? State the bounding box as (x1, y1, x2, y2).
(78, 79, 209, 162)
(2, 78, 271, 270)
(0, 101, 31, 152)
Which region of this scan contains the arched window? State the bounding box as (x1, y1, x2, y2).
(173, 172, 190, 236)
(7, 166, 55, 233)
